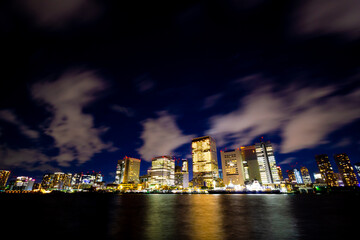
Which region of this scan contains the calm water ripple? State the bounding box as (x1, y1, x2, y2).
(1, 194, 358, 239)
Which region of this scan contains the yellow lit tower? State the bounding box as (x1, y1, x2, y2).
(334, 153, 359, 187)
(192, 136, 219, 187)
(115, 157, 141, 184)
(315, 154, 338, 187)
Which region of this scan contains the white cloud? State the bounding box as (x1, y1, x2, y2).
(137, 111, 195, 161)
(0, 146, 60, 172)
(294, 0, 360, 39)
(277, 157, 296, 165)
(31, 70, 117, 167)
(206, 75, 360, 153)
(203, 93, 223, 109)
(15, 0, 103, 29)
(110, 104, 135, 117)
(0, 109, 39, 139)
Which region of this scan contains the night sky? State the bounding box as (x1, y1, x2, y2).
(1, 0, 360, 183)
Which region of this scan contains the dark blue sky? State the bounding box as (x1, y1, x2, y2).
(1, 0, 360, 183)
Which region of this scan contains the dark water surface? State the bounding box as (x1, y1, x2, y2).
(1, 194, 358, 239)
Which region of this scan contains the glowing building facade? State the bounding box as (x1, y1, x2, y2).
(315, 154, 338, 187)
(150, 156, 175, 187)
(0, 170, 11, 188)
(41, 172, 72, 190)
(301, 166, 312, 185)
(115, 157, 141, 184)
(220, 149, 245, 186)
(255, 141, 280, 184)
(9, 176, 35, 191)
(192, 136, 219, 187)
(334, 153, 359, 187)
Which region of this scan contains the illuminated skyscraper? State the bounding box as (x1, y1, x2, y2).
(192, 136, 219, 187)
(115, 157, 141, 184)
(0, 170, 10, 188)
(300, 166, 312, 185)
(334, 153, 359, 187)
(315, 154, 338, 187)
(255, 141, 280, 184)
(294, 169, 303, 184)
(241, 146, 260, 181)
(150, 156, 175, 186)
(220, 149, 245, 186)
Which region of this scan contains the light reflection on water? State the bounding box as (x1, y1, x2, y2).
(110, 194, 299, 240)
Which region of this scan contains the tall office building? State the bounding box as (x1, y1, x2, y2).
(334, 153, 359, 187)
(315, 154, 338, 187)
(150, 156, 175, 186)
(192, 136, 219, 187)
(301, 166, 312, 185)
(0, 170, 11, 188)
(255, 141, 280, 184)
(115, 157, 141, 184)
(241, 146, 260, 181)
(220, 149, 245, 186)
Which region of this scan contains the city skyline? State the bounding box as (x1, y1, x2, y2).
(2, 136, 359, 188)
(1, 1, 360, 183)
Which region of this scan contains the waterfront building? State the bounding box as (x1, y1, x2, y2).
(150, 156, 175, 187)
(9, 176, 35, 191)
(41, 172, 72, 190)
(334, 153, 359, 187)
(220, 148, 245, 186)
(115, 157, 141, 184)
(313, 172, 325, 183)
(315, 154, 338, 187)
(287, 170, 296, 183)
(294, 169, 303, 184)
(300, 166, 312, 185)
(255, 141, 280, 184)
(0, 170, 11, 188)
(241, 146, 260, 181)
(192, 136, 219, 187)
(181, 159, 189, 188)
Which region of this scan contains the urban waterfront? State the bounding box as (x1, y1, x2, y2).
(1, 193, 358, 239)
